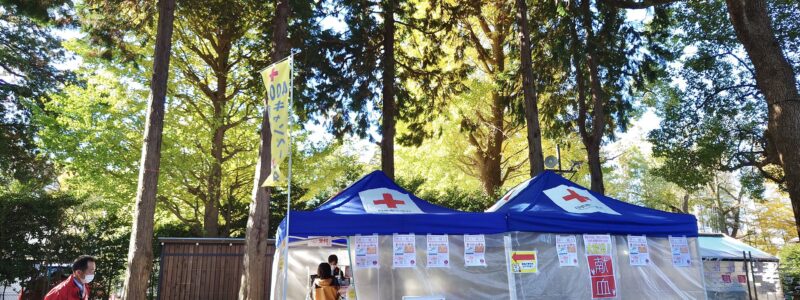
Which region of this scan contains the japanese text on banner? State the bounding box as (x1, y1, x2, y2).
(584, 234, 616, 299)
(260, 58, 292, 187)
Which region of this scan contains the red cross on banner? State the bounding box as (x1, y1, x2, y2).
(359, 188, 422, 214)
(543, 185, 620, 215)
(563, 189, 590, 203)
(269, 68, 279, 82)
(373, 193, 406, 208)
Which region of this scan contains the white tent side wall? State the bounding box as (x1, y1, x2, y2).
(508, 233, 705, 299)
(271, 234, 707, 299)
(349, 234, 511, 299)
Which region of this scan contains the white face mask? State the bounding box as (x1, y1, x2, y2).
(83, 274, 94, 283)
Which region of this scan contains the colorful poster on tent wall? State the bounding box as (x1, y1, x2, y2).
(627, 235, 650, 266)
(556, 235, 579, 267)
(669, 236, 691, 267)
(427, 234, 450, 268)
(584, 234, 617, 299)
(393, 234, 417, 268)
(510, 250, 538, 273)
(464, 234, 487, 267)
(354, 235, 379, 269)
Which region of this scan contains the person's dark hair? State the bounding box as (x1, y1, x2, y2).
(328, 254, 338, 264)
(72, 255, 96, 272)
(317, 262, 332, 279)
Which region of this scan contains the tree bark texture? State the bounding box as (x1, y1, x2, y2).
(578, 0, 607, 195)
(121, 0, 176, 298)
(239, 0, 289, 298)
(725, 0, 800, 237)
(381, 0, 396, 180)
(515, 0, 545, 178)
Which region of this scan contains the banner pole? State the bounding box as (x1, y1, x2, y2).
(281, 52, 296, 300)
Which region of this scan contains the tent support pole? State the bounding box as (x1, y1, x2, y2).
(749, 251, 758, 300)
(744, 251, 753, 300)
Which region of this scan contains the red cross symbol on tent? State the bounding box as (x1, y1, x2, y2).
(563, 189, 590, 203)
(373, 193, 406, 209)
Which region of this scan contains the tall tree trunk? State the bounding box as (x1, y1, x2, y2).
(515, 0, 545, 177)
(725, 0, 800, 237)
(681, 192, 689, 213)
(239, 0, 289, 298)
(205, 124, 224, 237)
(121, 0, 176, 298)
(580, 0, 606, 195)
(381, 0, 396, 180)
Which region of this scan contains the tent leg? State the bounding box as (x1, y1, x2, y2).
(749, 251, 758, 300)
(744, 251, 753, 300)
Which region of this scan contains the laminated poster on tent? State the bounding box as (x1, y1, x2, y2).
(354, 235, 380, 269)
(426, 234, 450, 268)
(464, 234, 487, 267)
(393, 234, 417, 268)
(509, 250, 538, 273)
(556, 235, 579, 267)
(627, 235, 650, 266)
(584, 234, 617, 299)
(669, 236, 691, 267)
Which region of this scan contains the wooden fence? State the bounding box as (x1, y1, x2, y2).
(157, 238, 275, 300)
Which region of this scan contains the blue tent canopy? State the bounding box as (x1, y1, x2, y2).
(276, 171, 508, 245)
(487, 171, 698, 237)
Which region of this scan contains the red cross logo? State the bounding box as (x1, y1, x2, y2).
(269, 68, 279, 82)
(563, 189, 590, 203)
(373, 193, 405, 209)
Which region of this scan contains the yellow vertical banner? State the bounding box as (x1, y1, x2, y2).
(260, 58, 292, 187)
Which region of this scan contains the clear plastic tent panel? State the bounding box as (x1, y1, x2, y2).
(272, 238, 351, 300)
(702, 260, 783, 300)
(508, 233, 705, 299)
(349, 234, 511, 300)
(273, 234, 707, 300)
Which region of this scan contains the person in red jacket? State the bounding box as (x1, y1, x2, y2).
(44, 255, 96, 300)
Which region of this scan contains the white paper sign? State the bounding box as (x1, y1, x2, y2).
(584, 234, 613, 255)
(393, 234, 417, 268)
(354, 235, 379, 268)
(359, 188, 423, 214)
(308, 236, 333, 247)
(426, 235, 450, 268)
(543, 185, 620, 215)
(669, 236, 692, 267)
(556, 235, 579, 267)
(627, 235, 650, 266)
(464, 234, 487, 266)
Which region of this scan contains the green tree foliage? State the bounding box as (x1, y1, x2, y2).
(0, 0, 74, 189)
(779, 243, 800, 297)
(648, 0, 799, 192)
(0, 192, 130, 299)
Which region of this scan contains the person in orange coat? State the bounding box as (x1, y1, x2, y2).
(44, 255, 96, 300)
(313, 262, 340, 300)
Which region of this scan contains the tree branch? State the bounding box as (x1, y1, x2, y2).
(601, 0, 681, 9)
